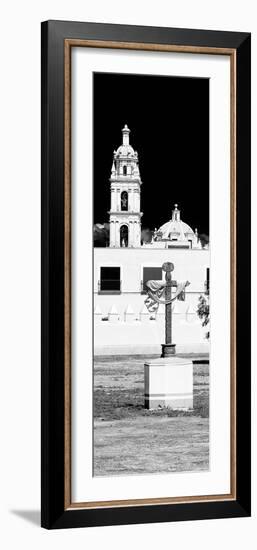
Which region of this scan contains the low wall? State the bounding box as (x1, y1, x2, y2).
(94, 316, 209, 356)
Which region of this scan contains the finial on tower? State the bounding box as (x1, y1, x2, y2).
(122, 124, 130, 145)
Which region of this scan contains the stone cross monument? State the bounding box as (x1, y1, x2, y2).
(144, 262, 192, 410)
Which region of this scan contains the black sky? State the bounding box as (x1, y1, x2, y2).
(93, 72, 209, 235)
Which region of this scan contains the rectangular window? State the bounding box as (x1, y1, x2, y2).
(100, 267, 121, 293)
(142, 266, 162, 293)
(168, 245, 189, 249)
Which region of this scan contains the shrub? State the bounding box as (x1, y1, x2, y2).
(197, 294, 210, 339)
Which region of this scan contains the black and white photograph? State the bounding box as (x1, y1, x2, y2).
(93, 72, 210, 477)
(0, 1, 252, 542)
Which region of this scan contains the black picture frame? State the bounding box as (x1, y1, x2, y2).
(41, 20, 251, 529)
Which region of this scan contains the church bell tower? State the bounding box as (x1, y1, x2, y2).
(109, 125, 143, 248)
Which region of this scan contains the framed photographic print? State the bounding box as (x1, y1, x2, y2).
(41, 20, 251, 529)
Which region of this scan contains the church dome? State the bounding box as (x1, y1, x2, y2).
(156, 205, 195, 241)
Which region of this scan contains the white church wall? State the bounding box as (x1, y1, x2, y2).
(94, 247, 209, 294)
(93, 247, 210, 353)
(93, 292, 201, 320)
(94, 319, 209, 355)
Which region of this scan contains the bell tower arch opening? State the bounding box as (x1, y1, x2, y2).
(121, 191, 128, 211)
(120, 225, 128, 247)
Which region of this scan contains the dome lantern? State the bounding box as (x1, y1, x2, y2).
(172, 204, 181, 222)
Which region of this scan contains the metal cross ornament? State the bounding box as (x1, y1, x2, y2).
(144, 261, 190, 357)
(162, 262, 177, 357)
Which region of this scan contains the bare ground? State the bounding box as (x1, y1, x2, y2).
(94, 354, 209, 476)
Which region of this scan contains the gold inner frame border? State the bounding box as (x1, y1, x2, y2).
(64, 38, 237, 510)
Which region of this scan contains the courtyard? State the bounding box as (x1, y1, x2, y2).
(93, 354, 209, 477)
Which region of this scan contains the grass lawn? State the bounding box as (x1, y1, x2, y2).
(94, 354, 209, 476)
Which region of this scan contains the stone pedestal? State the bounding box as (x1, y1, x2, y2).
(144, 357, 193, 410)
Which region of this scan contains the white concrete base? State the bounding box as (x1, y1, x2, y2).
(144, 357, 193, 410)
